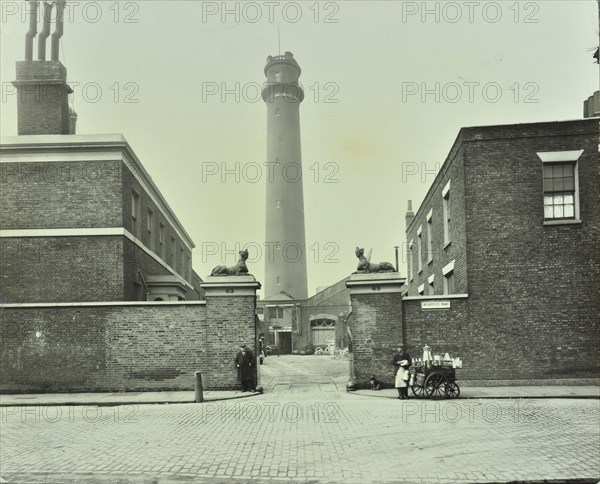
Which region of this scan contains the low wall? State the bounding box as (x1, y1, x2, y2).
(0, 297, 256, 393)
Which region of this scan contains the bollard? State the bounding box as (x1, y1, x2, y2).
(195, 371, 204, 403)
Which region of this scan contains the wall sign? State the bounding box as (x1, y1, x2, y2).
(421, 301, 450, 310)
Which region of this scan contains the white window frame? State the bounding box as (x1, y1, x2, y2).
(408, 240, 414, 282)
(417, 225, 423, 274)
(159, 222, 165, 258)
(426, 209, 433, 264)
(147, 209, 154, 250)
(418, 283, 425, 296)
(442, 260, 455, 295)
(428, 274, 435, 295)
(537, 150, 583, 225)
(442, 180, 451, 247)
(170, 236, 176, 266)
(131, 188, 140, 236)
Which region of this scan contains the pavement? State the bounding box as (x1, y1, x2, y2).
(0, 390, 260, 407)
(1, 356, 597, 406)
(1, 385, 598, 407)
(1, 355, 599, 484)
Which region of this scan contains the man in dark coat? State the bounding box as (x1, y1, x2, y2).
(235, 344, 255, 392)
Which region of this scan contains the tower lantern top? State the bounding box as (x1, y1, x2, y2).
(264, 51, 301, 76)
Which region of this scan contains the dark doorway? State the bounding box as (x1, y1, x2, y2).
(279, 332, 292, 354)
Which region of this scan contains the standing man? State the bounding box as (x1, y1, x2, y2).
(258, 337, 266, 364)
(235, 344, 256, 392)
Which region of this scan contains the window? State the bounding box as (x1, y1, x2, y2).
(133, 281, 143, 301)
(131, 189, 140, 237)
(187, 255, 191, 280)
(408, 240, 414, 281)
(147, 209, 153, 250)
(274, 70, 281, 82)
(268, 307, 277, 319)
(418, 284, 425, 296)
(159, 223, 165, 258)
(538, 150, 582, 224)
(277, 307, 284, 318)
(170, 236, 176, 266)
(426, 210, 433, 264)
(442, 180, 451, 246)
(443, 273, 455, 295)
(443, 260, 455, 295)
(417, 226, 423, 273)
(428, 275, 435, 295)
(543, 163, 575, 219)
(180, 248, 184, 274)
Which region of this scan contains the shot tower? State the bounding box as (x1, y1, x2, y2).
(261, 52, 308, 300)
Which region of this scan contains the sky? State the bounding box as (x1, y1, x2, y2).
(1, 0, 598, 297)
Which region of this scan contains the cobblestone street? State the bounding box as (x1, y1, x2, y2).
(1, 356, 599, 484)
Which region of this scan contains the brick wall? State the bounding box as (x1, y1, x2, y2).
(400, 119, 600, 383)
(15, 61, 71, 135)
(0, 160, 122, 229)
(462, 119, 600, 381)
(403, 295, 599, 382)
(348, 292, 403, 388)
(0, 298, 257, 393)
(204, 295, 258, 389)
(0, 237, 125, 303)
(403, 297, 471, 376)
(405, 144, 468, 296)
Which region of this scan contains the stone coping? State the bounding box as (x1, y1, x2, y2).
(347, 272, 406, 282)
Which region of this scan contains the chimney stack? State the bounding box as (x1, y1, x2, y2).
(405, 200, 415, 230)
(13, 0, 73, 135)
(583, 91, 600, 118)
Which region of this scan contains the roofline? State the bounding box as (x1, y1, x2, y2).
(0, 134, 195, 249)
(405, 117, 599, 234)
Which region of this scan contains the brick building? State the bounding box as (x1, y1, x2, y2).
(402, 118, 600, 382)
(256, 277, 351, 354)
(0, 134, 202, 303)
(0, 5, 236, 394)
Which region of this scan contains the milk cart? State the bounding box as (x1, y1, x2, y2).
(410, 362, 460, 399)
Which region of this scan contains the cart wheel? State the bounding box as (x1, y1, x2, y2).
(411, 385, 425, 399)
(424, 373, 447, 399)
(445, 382, 460, 399)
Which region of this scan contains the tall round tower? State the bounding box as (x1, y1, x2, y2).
(262, 52, 308, 300)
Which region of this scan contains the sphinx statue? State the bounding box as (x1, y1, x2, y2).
(353, 247, 396, 274)
(211, 249, 251, 276)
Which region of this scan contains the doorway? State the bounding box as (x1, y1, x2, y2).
(278, 331, 292, 354)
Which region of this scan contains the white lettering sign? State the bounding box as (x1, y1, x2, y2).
(421, 301, 451, 310)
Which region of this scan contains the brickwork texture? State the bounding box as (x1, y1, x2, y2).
(0, 296, 257, 392)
